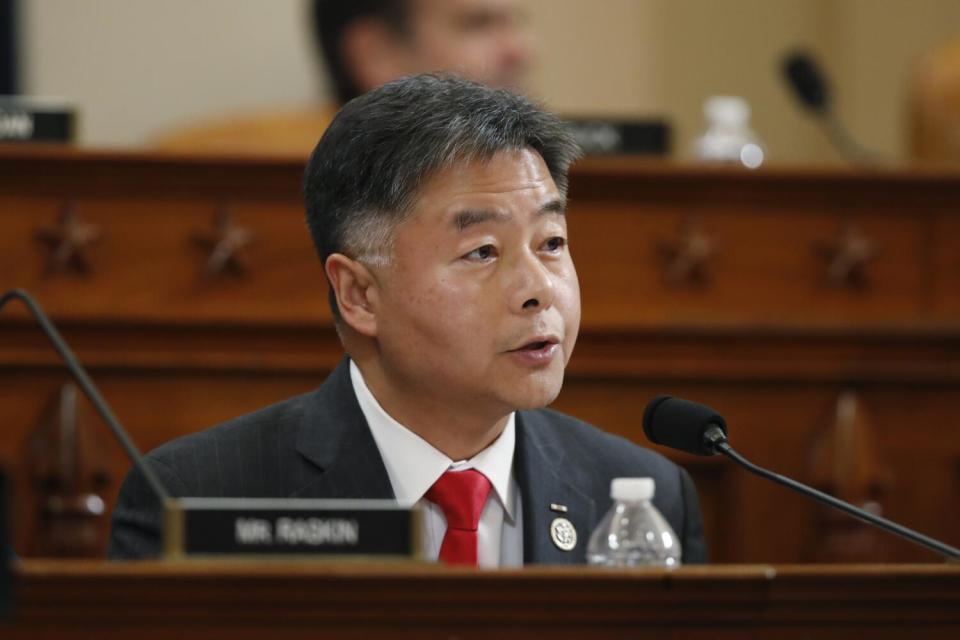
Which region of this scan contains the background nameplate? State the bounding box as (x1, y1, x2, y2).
(0, 98, 75, 143)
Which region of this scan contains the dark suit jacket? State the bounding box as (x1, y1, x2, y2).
(109, 358, 707, 564)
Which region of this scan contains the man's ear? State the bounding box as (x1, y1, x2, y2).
(340, 18, 413, 93)
(325, 253, 379, 337)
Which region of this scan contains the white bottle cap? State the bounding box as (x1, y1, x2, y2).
(704, 96, 750, 127)
(610, 477, 655, 501)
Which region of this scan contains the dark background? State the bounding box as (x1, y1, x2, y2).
(0, 0, 18, 95)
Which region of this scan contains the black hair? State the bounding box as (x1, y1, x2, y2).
(310, 0, 409, 104)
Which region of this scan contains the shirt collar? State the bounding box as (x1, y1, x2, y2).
(349, 359, 516, 521)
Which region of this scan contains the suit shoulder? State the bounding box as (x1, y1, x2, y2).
(149, 391, 312, 460)
(521, 407, 676, 475)
(141, 389, 320, 497)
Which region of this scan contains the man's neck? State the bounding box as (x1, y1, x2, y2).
(352, 357, 510, 461)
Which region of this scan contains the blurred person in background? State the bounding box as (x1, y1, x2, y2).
(154, 0, 535, 156)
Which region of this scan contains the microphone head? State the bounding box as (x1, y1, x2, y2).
(642, 395, 728, 456)
(782, 51, 830, 114)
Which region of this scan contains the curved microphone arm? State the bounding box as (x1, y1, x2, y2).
(0, 288, 170, 502)
(705, 427, 960, 560)
(821, 112, 881, 166)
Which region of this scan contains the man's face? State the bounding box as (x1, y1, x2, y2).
(368, 148, 580, 419)
(405, 0, 534, 92)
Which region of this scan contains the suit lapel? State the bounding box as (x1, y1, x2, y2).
(289, 361, 596, 564)
(515, 411, 596, 564)
(291, 357, 395, 500)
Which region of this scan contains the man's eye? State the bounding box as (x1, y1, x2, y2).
(465, 245, 497, 261)
(457, 12, 501, 33)
(543, 237, 566, 252)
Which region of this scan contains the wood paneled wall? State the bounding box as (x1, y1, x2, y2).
(2, 147, 959, 563)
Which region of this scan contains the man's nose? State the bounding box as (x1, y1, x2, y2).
(508, 250, 556, 313)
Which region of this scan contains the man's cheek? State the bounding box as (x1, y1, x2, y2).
(559, 282, 581, 323)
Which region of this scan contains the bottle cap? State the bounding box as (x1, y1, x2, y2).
(704, 96, 750, 127)
(610, 477, 655, 501)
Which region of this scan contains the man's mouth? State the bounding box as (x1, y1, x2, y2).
(509, 336, 560, 352)
(507, 336, 561, 366)
(519, 341, 549, 351)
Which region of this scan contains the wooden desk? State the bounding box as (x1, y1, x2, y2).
(5, 561, 960, 639)
(1, 147, 959, 563)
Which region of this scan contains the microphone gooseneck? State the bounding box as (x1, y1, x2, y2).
(644, 395, 960, 560)
(0, 288, 170, 503)
(781, 50, 880, 165)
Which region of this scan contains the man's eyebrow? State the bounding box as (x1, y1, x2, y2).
(451, 199, 567, 232)
(452, 209, 510, 231)
(538, 199, 567, 216)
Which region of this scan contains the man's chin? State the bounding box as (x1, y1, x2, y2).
(504, 376, 564, 411)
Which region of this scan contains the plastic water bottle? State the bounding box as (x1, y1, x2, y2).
(586, 478, 681, 567)
(693, 96, 766, 169)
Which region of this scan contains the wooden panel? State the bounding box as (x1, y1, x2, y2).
(0, 367, 328, 556)
(4, 562, 960, 639)
(569, 203, 931, 328)
(3, 148, 960, 330)
(0, 196, 327, 325)
(933, 209, 960, 315)
(552, 379, 960, 563)
(3, 332, 957, 563)
(2, 148, 960, 564)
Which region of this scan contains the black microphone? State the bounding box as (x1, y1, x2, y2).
(781, 50, 880, 165)
(0, 289, 171, 504)
(643, 394, 960, 560)
(783, 52, 830, 114)
(642, 395, 728, 456)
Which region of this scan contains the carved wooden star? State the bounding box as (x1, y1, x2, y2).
(816, 221, 880, 289)
(192, 208, 254, 277)
(35, 204, 101, 275)
(657, 216, 717, 286)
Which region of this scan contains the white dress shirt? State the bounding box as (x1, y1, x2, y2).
(349, 360, 523, 567)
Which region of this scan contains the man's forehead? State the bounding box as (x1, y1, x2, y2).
(391, 148, 562, 238)
(420, 148, 557, 199)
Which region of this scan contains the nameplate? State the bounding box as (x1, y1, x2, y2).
(0, 97, 75, 143)
(564, 117, 670, 156)
(163, 498, 421, 560)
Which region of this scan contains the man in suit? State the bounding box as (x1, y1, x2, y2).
(110, 74, 706, 565)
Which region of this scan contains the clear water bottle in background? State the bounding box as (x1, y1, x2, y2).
(693, 96, 766, 169)
(586, 478, 681, 567)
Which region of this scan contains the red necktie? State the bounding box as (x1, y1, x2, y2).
(426, 469, 492, 566)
